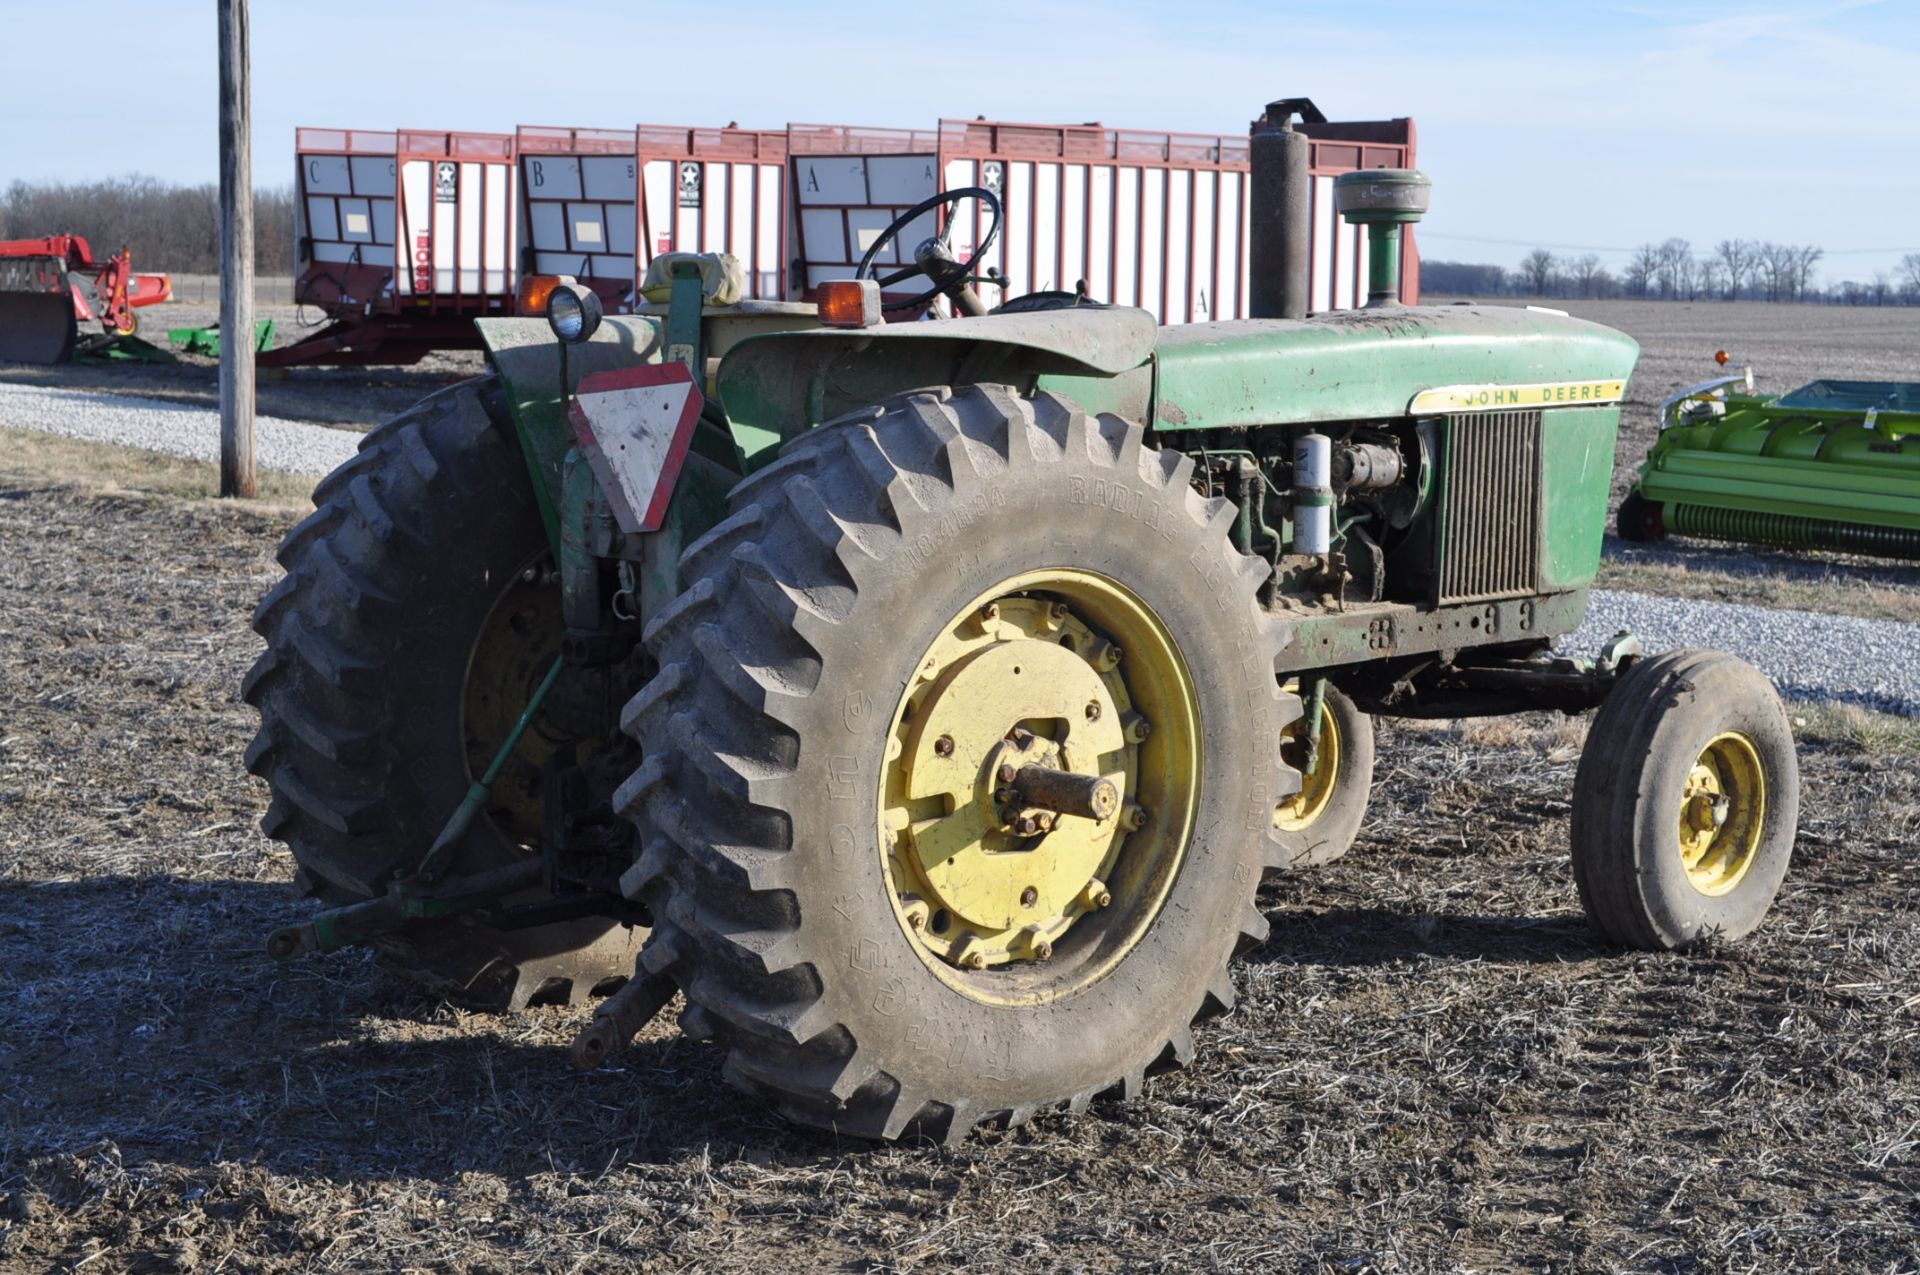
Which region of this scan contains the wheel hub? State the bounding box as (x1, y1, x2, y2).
(879, 571, 1198, 993)
(1676, 731, 1766, 896)
(1275, 688, 1340, 832)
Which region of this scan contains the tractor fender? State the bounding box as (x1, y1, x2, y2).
(473, 306, 1160, 549)
(715, 306, 1158, 470)
(475, 315, 671, 549)
(477, 314, 668, 402)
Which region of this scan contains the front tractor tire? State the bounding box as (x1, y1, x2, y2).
(620, 385, 1299, 1143)
(1271, 683, 1374, 870)
(1570, 649, 1799, 950)
(245, 377, 642, 1010)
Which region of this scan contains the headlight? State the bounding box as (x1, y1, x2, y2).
(547, 281, 603, 344)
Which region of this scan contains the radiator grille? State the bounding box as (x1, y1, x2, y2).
(1437, 409, 1542, 604)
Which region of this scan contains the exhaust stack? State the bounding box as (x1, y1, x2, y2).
(1248, 98, 1323, 320)
(1333, 169, 1430, 308)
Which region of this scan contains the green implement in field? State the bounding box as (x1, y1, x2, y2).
(1623, 374, 1920, 560)
(168, 319, 276, 357)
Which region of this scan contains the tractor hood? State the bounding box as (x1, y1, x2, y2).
(1141, 304, 1640, 430)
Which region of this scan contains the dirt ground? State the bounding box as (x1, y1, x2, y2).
(3, 444, 1918, 1271)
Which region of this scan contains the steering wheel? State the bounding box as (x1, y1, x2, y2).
(854, 186, 1002, 312)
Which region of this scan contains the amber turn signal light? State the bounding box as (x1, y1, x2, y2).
(518, 273, 570, 318)
(817, 279, 882, 329)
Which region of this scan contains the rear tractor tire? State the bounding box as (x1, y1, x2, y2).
(245, 376, 643, 1010)
(1271, 683, 1374, 870)
(1570, 649, 1798, 950)
(620, 384, 1299, 1143)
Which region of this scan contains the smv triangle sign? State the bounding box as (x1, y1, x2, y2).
(569, 362, 706, 534)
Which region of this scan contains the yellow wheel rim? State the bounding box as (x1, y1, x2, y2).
(1275, 687, 1340, 833)
(1676, 731, 1767, 897)
(877, 569, 1201, 1006)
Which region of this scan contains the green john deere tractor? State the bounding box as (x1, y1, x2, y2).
(251, 146, 1800, 1143)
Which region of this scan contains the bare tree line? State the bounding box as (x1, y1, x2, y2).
(1428, 239, 1920, 305)
(0, 176, 295, 276)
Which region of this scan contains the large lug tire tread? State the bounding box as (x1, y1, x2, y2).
(618, 385, 1299, 1144)
(1269, 685, 1375, 872)
(1570, 648, 1798, 950)
(245, 375, 641, 1011)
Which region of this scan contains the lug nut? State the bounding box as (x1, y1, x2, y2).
(1124, 713, 1152, 743)
(900, 895, 930, 930)
(980, 602, 1000, 622)
(1080, 878, 1113, 910)
(1034, 813, 1055, 832)
(1085, 700, 1102, 721)
(1015, 815, 1039, 836)
(1095, 642, 1123, 671)
(1020, 924, 1054, 961)
(995, 785, 1019, 805)
(998, 763, 1017, 785)
(963, 950, 987, 970)
(934, 734, 955, 757)
(1020, 886, 1038, 909)
(1126, 804, 1150, 830)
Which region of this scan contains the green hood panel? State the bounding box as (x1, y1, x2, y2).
(1146, 305, 1640, 429)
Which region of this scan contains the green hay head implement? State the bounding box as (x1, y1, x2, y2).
(1622, 366, 1920, 559)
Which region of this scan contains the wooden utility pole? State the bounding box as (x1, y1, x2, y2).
(218, 0, 255, 497)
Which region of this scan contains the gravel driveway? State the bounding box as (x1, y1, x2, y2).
(1572, 589, 1920, 716)
(0, 380, 359, 476)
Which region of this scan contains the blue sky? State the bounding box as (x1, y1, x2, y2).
(2, 1, 1914, 281)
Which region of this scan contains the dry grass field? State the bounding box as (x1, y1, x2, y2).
(2, 299, 1917, 1272)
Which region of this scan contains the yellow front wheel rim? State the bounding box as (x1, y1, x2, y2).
(1275, 691, 1340, 833)
(1677, 731, 1766, 897)
(877, 569, 1200, 1006)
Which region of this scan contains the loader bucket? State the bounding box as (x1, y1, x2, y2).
(0, 292, 79, 364)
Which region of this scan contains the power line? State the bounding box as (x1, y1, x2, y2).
(1419, 231, 1633, 254)
(1419, 230, 1920, 257)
